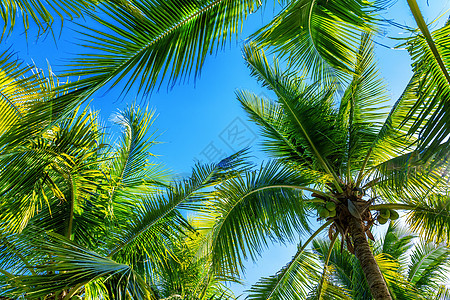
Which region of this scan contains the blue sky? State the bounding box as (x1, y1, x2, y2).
(4, 0, 450, 296)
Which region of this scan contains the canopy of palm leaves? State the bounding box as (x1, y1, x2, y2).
(47, 0, 447, 158)
(2, 0, 450, 298)
(4, 0, 448, 167)
(309, 223, 450, 299)
(194, 35, 450, 299)
(0, 68, 251, 298)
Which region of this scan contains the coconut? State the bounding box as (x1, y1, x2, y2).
(377, 216, 388, 224)
(389, 210, 399, 220)
(319, 208, 330, 219)
(326, 202, 336, 211)
(380, 209, 390, 219)
(328, 210, 337, 218)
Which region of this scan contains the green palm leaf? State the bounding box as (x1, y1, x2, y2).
(401, 16, 450, 161)
(0, 50, 46, 136)
(0, 0, 96, 39)
(404, 194, 450, 243)
(6, 232, 155, 299)
(64, 0, 260, 97)
(204, 160, 318, 277)
(107, 150, 250, 268)
(106, 104, 170, 223)
(242, 44, 346, 188)
(408, 242, 450, 294)
(251, 0, 382, 82)
(247, 249, 322, 300)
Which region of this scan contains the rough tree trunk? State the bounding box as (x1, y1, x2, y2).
(349, 216, 392, 300)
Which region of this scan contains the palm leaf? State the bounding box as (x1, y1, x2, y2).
(106, 104, 170, 222)
(63, 0, 261, 97)
(0, 0, 96, 39)
(408, 241, 450, 294)
(247, 249, 321, 300)
(6, 232, 155, 299)
(338, 33, 390, 180)
(368, 146, 449, 200)
(0, 50, 45, 136)
(106, 150, 250, 269)
(404, 193, 450, 243)
(400, 16, 450, 161)
(203, 160, 318, 277)
(242, 44, 346, 188)
(251, 0, 382, 82)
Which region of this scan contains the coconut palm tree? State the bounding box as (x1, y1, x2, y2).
(48, 0, 448, 157)
(3, 0, 448, 156)
(0, 65, 248, 298)
(308, 223, 450, 299)
(196, 35, 450, 300)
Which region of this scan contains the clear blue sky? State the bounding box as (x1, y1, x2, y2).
(4, 0, 449, 296)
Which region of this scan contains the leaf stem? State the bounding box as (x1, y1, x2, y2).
(66, 173, 76, 240)
(316, 232, 338, 299)
(407, 0, 450, 84)
(265, 219, 333, 299)
(369, 203, 415, 211)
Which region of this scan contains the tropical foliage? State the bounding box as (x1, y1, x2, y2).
(0, 67, 247, 298)
(195, 35, 450, 299)
(1, 0, 450, 298)
(311, 223, 450, 299)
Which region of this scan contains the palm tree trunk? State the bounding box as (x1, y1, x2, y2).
(348, 217, 392, 300)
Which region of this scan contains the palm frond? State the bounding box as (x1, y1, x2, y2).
(0, 105, 104, 233)
(0, 50, 46, 136)
(106, 104, 170, 222)
(203, 160, 317, 276)
(378, 222, 415, 264)
(107, 150, 250, 268)
(251, 0, 383, 82)
(0, 0, 96, 39)
(6, 232, 155, 299)
(403, 193, 450, 243)
(242, 44, 346, 188)
(246, 249, 321, 300)
(368, 146, 449, 200)
(401, 17, 450, 161)
(338, 33, 390, 179)
(408, 241, 450, 292)
(63, 0, 261, 97)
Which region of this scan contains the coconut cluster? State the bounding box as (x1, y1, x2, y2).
(317, 201, 337, 219)
(377, 209, 399, 224)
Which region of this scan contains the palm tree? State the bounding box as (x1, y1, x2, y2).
(4, 0, 447, 167)
(309, 223, 450, 299)
(45, 0, 447, 157)
(197, 35, 449, 299)
(0, 66, 248, 298)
